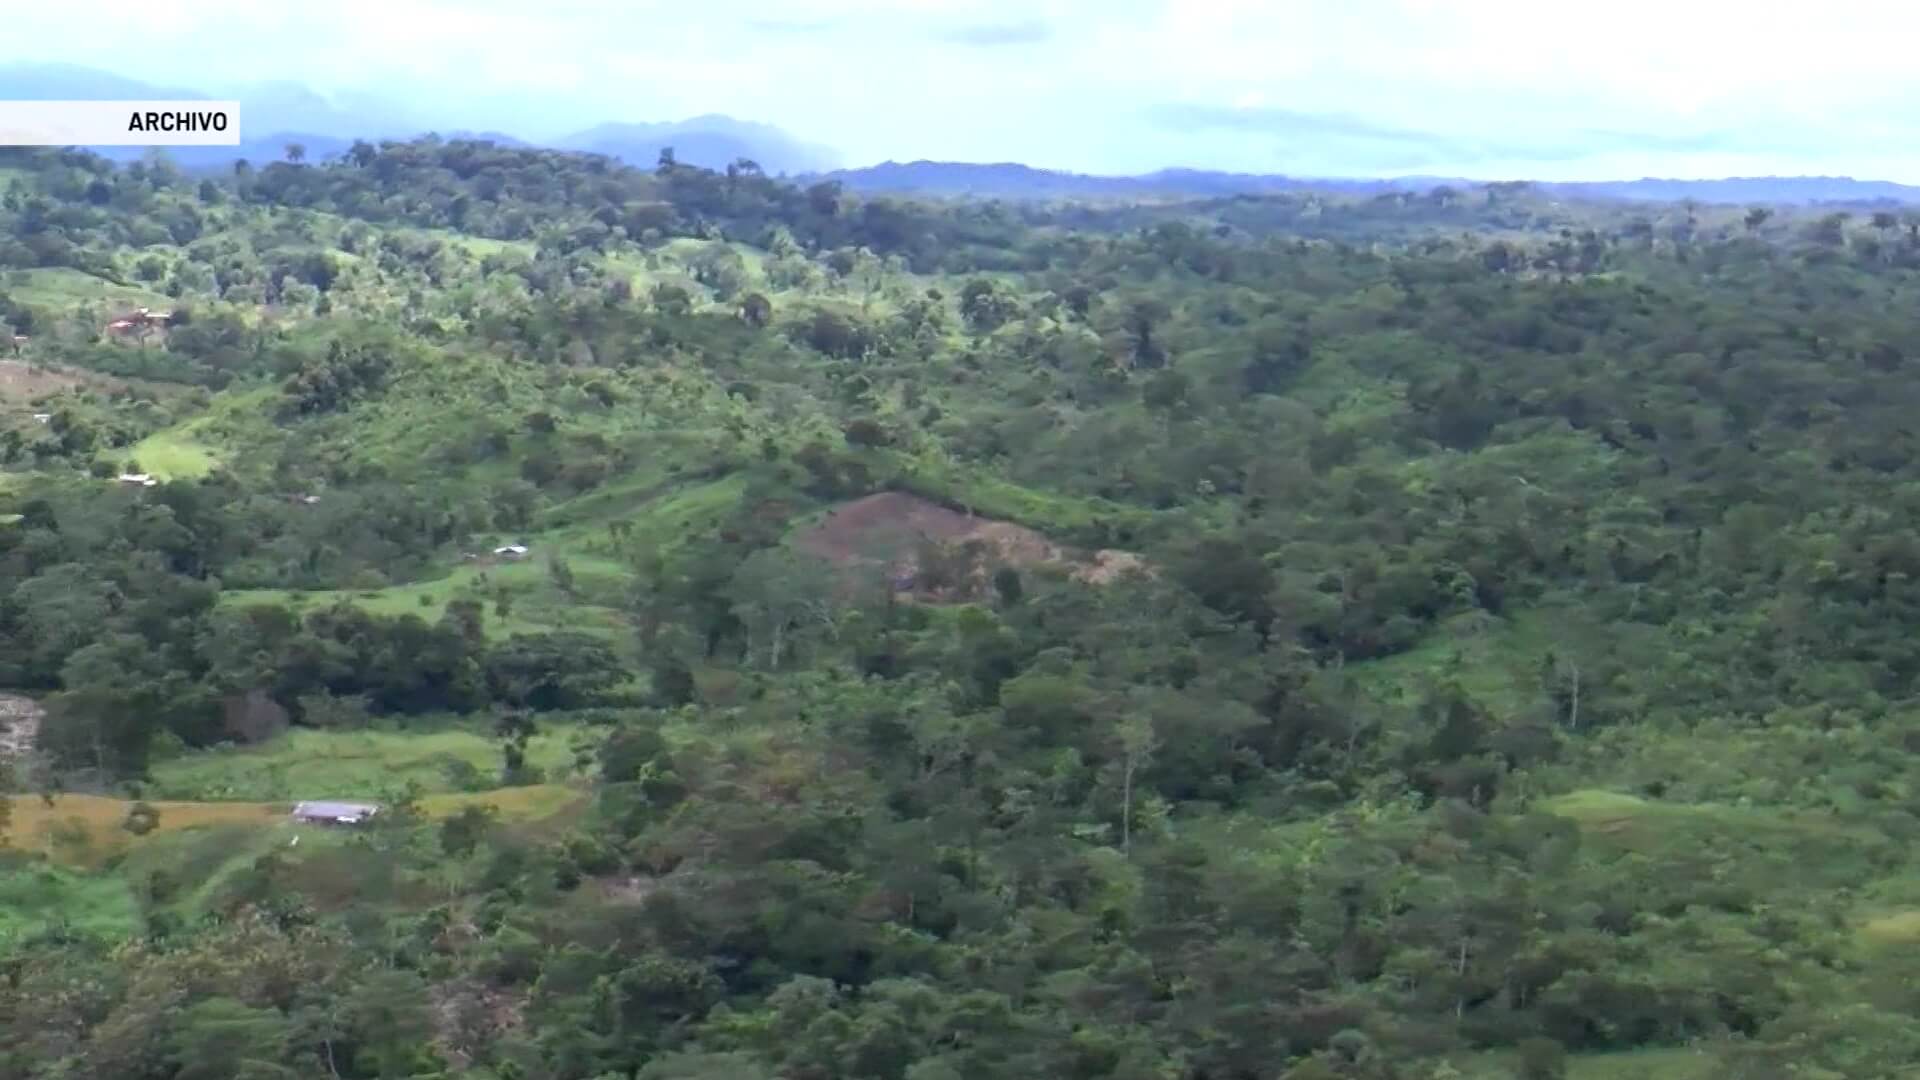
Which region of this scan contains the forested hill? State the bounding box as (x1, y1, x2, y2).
(9, 139, 1920, 1078)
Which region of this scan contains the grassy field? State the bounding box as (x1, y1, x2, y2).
(0, 778, 589, 946)
(212, 465, 759, 647)
(122, 413, 223, 472)
(218, 553, 635, 642)
(412, 227, 536, 261)
(2, 784, 586, 869)
(123, 424, 225, 479)
(5, 267, 173, 314)
(1344, 607, 1567, 717)
(0, 859, 141, 946)
(98, 385, 269, 482)
(1538, 788, 1883, 846)
(540, 472, 752, 551)
(1538, 787, 1889, 886)
(148, 722, 596, 801)
(1540, 786, 1908, 958)
(602, 238, 755, 304)
(1858, 909, 1920, 946)
(881, 450, 1157, 540)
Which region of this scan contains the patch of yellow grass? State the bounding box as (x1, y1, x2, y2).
(1860, 910, 1920, 946)
(1542, 788, 1877, 844)
(420, 784, 584, 821)
(2, 784, 586, 867)
(6, 794, 279, 867)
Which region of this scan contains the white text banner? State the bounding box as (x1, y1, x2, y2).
(0, 101, 242, 146)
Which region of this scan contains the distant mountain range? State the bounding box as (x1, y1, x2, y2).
(555, 117, 837, 177)
(812, 161, 1920, 206)
(807, 162, 1419, 199)
(0, 63, 838, 175)
(1536, 176, 1920, 205)
(7, 63, 1920, 206)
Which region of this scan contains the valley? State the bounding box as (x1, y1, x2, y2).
(7, 136, 1920, 1079)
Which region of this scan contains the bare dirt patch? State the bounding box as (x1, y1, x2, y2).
(1078, 548, 1151, 584)
(0, 360, 186, 412)
(0, 360, 89, 403)
(795, 491, 1150, 601)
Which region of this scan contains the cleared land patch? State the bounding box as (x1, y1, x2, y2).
(793, 491, 1148, 599)
(149, 723, 592, 801)
(1343, 609, 1559, 716)
(214, 472, 756, 644)
(2, 785, 586, 868)
(5, 267, 173, 314)
(1540, 788, 1889, 899)
(219, 555, 633, 643)
(1542, 789, 1881, 848)
(0, 359, 88, 403)
(123, 425, 223, 479)
(0, 861, 141, 948)
(1858, 909, 1920, 946)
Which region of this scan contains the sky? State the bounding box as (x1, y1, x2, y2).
(4, 0, 1919, 180)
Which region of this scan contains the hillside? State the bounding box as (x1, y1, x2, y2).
(7, 138, 1920, 1079)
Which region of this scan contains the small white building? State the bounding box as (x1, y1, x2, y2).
(116, 473, 157, 487)
(30, 413, 49, 424)
(493, 544, 530, 559)
(291, 800, 380, 826)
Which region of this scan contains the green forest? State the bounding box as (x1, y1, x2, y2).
(5, 140, 1920, 1080)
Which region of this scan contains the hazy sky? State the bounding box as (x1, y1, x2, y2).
(6, 0, 1919, 179)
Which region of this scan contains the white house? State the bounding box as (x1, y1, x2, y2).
(116, 473, 157, 487)
(291, 800, 380, 825)
(493, 544, 530, 559)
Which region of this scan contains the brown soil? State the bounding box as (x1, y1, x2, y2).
(0, 360, 189, 410)
(0, 360, 88, 403)
(794, 491, 1151, 601)
(1078, 548, 1152, 584)
(797, 492, 982, 561)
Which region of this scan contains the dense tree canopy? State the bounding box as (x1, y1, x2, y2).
(2, 140, 1920, 1079)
